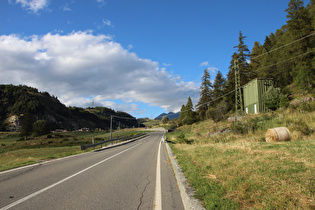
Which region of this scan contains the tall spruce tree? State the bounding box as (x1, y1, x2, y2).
(226, 52, 238, 112)
(178, 104, 186, 126)
(183, 97, 196, 125)
(212, 71, 226, 107)
(196, 69, 213, 120)
(233, 31, 253, 84)
(250, 41, 263, 77)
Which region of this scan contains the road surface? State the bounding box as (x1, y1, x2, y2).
(0, 132, 184, 210)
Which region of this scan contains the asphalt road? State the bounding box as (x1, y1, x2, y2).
(0, 132, 184, 210)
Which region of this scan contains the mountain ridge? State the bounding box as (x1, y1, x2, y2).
(155, 112, 180, 120)
(0, 84, 138, 131)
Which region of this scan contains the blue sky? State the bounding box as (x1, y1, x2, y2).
(0, 0, 309, 118)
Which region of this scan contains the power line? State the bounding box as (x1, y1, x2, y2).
(160, 33, 315, 120)
(251, 32, 315, 60)
(252, 49, 315, 73)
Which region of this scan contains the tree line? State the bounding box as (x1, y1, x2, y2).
(178, 0, 315, 125)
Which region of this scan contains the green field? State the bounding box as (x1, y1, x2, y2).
(0, 129, 145, 172)
(167, 109, 315, 209)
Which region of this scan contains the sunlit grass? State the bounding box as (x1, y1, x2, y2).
(0, 129, 145, 172)
(167, 109, 315, 209)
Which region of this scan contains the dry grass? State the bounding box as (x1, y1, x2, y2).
(167, 109, 315, 209)
(0, 129, 145, 171)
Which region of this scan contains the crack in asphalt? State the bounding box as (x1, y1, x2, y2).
(0, 164, 43, 182)
(137, 176, 150, 210)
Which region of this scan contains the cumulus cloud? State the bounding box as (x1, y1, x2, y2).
(11, 0, 49, 13)
(0, 31, 198, 114)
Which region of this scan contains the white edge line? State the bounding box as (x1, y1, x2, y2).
(154, 135, 163, 210)
(1, 143, 140, 210)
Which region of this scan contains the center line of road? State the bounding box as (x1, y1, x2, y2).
(1, 143, 141, 210)
(154, 136, 163, 210)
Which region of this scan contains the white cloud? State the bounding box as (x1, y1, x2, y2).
(11, 0, 49, 13)
(102, 19, 112, 27)
(97, 19, 113, 29)
(207, 66, 218, 74)
(61, 3, 71, 12)
(200, 61, 208, 67)
(199, 61, 218, 74)
(0, 31, 199, 114)
(96, 0, 106, 7)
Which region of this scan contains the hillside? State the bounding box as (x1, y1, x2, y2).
(0, 84, 137, 131)
(167, 105, 315, 209)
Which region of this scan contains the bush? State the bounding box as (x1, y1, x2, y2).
(161, 116, 169, 124)
(262, 86, 283, 111)
(206, 100, 228, 122)
(33, 120, 50, 136)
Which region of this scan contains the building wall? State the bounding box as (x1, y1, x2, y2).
(243, 78, 273, 114)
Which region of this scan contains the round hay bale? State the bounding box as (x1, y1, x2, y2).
(265, 127, 290, 142)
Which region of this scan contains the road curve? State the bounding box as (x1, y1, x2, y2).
(0, 132, 184, 210)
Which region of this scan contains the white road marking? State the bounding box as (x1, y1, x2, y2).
(154, 137, 162, 210)
(1, 143, 141, 210)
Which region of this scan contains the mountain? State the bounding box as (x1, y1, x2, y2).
(155, 112, 180, 120)
(0, 84, 138, 131)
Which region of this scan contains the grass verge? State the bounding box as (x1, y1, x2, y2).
(0, 129, 145, 172)
(167, 109, 315, 209)
(0, 146, 83, 172)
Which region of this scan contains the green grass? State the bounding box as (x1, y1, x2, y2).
(0, 146, 83, 171)
(0, 129, 145, 172)
(167, 109, 315, 209)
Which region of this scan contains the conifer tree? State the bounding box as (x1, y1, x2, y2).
(212, 71, 226, 107)
(183, 97, 196, 125)
(285, 0, 313, 89)
(178, 104, 186, 126)
(249, 41, 263, 77)
(20, 113, 33, 140)
(233, 31, 252, 84)
(225, 52, 238, 112)
(196, 69, 213, 120)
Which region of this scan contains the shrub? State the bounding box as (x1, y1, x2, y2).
(262, 86, 283, 111)
(206, 100, 228, 122)
(33, 120, 50, 136)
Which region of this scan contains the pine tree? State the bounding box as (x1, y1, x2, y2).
(20, 113, 33, 140)
(183, 97, 196, 125)
(178, 105, 186, 126)
(249, 41, 263, 77)
(212, 71, 226, 107)
(196, 69, 213, 120)
(233, 31, 253, 84)
(225, 52, 238, 112)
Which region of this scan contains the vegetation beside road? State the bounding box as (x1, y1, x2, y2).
(166, 109, 315, 209)
(0, 129, 145, 172)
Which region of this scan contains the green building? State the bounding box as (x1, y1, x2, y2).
(243, 78, 273, 114)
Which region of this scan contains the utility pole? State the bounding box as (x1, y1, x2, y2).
(110, 115, 113, 139)
(234, 60, 243, 123)
(119, 122, 121, 138)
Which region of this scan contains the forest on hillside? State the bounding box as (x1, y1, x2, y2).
(0, 84, 138, 132)
(179, 0, 315, 125)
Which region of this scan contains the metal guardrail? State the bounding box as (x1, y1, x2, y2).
(81, 133, 147, 150)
